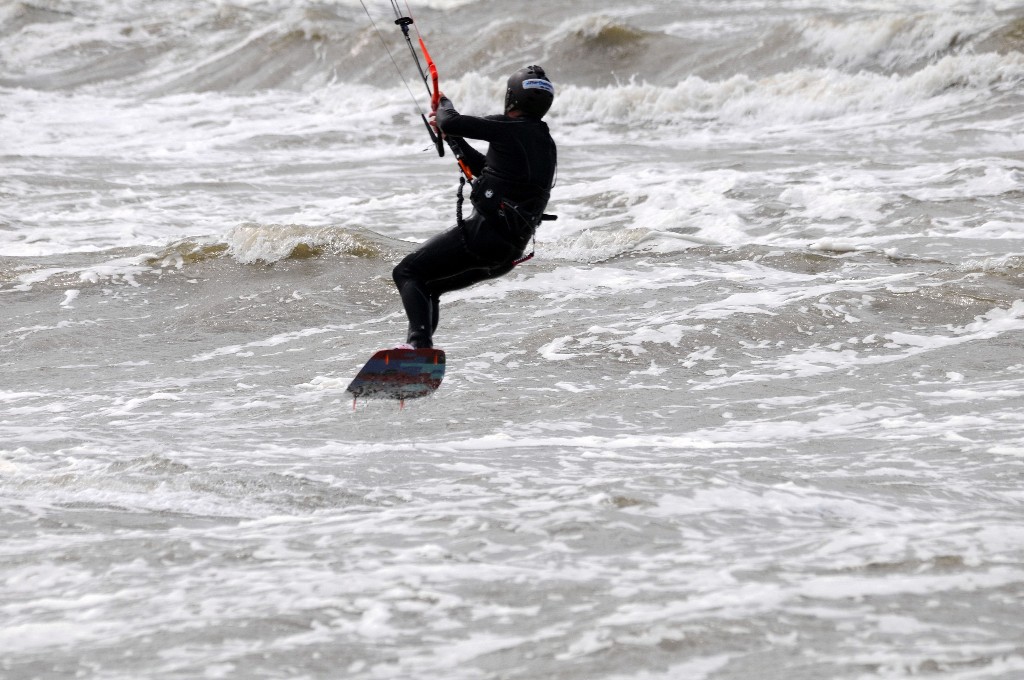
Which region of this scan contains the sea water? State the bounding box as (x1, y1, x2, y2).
(2, 1, 1024, 678)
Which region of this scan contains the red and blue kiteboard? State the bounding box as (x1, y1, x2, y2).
(346, 348, 445, 404)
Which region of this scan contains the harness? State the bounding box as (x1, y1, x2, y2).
(455, 177, 556, 266)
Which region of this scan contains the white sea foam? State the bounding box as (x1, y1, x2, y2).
(540, 50, 1024, 128)
(797, 10, 1003, 71)
(3, 47, 1021, 257)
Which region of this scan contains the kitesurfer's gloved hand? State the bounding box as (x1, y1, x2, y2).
(428, 110, 444, 138)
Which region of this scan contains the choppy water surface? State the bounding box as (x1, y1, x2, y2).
(2, 0, 1024, 678)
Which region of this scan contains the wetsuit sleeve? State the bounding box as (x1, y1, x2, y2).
(436, 97, 513, 141)
(456, 139, 486, 178)
(436, 97, 486, 175)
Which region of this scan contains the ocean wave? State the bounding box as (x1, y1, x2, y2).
(0, 226, 404, 292)
(961, 253, 1024, 275)
(543, 50, 1024, 127)
(0, 250, 160, 293)
(429, 43, 1024, 129)
(541, 227, 708, 264)
(4, 1, 1021, 94)
(224, 223, 403, 264)
(795, 10, 1005, 73)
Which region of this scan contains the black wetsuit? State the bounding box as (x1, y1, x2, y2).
(391, 96, 557, 349)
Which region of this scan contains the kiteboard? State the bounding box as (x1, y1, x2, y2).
(346, 348, 445, 404)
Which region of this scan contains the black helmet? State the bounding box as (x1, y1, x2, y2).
(504, 65, 554, 118)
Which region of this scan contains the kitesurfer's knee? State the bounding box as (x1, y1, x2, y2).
(392, 261, 408, 290)
(393, 249, 430, 292)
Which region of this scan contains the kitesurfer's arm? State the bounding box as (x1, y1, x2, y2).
(436, 96, 514, 141)
(435, 97, 494, 175)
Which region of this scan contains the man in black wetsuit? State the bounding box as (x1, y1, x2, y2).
(391, 65, 557, 349)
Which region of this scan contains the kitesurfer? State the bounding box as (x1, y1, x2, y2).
(391, 65, 557, 349)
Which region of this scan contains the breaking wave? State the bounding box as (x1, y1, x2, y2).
(2, 1, 1020, 94)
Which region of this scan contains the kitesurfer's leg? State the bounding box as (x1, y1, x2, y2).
(392, 214, 522, 348)
(421, 258, 516, 342)
(392, 224, 485, 348)
(426, 260, 515, 297)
